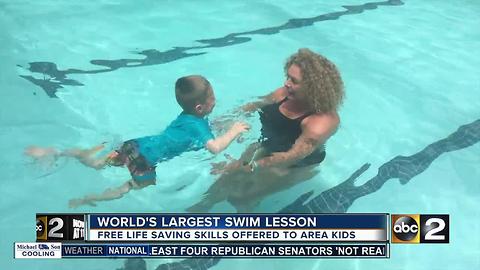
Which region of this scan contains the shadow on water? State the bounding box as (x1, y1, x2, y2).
(18, 0, 404, 97)
(116, 118, 479, 270)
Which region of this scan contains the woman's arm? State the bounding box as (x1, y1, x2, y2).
(255, 114, 338, 169)
(211, 113, 339, 175)
(240, 87, 287, 113)
(209, 87, 287, 134)
(212, 114, 339, 174)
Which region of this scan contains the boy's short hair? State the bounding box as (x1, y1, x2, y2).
(175, 75, 212, 114)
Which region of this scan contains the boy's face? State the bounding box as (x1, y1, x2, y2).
(195, 88, 216, 116)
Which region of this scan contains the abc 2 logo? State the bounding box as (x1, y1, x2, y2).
(36, 214, 85, 242)
(391, 214, 449, 244)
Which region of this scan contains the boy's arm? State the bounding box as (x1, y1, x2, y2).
(206, 122, 250, 154)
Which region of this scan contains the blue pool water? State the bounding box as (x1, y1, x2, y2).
(1, 0, 479, 269)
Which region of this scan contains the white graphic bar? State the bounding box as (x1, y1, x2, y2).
(88, 229, 386, 242)
(14, 242, 62, 259)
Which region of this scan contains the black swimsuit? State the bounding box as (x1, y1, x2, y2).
(259, 97, 326, 167)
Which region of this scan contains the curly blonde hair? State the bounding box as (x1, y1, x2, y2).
(285, 48, 344, 113)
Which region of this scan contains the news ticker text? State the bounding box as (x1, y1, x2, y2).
(15, 243, 389, 259)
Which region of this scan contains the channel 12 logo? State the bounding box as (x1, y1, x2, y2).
(391, 214, 449, 244)
(36, 214, 85, 242)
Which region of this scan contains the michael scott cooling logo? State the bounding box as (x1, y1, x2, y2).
(391, 214, 449, 244)
(14, 242, 62, 259)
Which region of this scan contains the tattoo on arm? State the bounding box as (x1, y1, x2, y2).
(258, 136, 319, 168)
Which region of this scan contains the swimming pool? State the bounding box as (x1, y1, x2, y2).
(1, 0, 479, 269)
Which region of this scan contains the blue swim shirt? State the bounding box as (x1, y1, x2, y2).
(133, 112, 214, 166)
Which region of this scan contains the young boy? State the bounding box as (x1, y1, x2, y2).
(25, 75, 249, 208)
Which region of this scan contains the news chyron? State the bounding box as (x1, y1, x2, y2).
(391, 214, 449, 244)
(36, 214, 85, 242)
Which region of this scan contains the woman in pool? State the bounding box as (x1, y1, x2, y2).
(188, 48, 345, 212)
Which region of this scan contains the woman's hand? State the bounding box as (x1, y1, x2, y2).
(210, 159, 253, 175)
(211, 160, 241, 175)
(210, 115, 236, 133)
(240, 102, 259, 114)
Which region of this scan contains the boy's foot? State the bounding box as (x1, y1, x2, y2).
(24, 146, 58, 159)
(68, 198, 97, 209)
(25, 146, 61, 169)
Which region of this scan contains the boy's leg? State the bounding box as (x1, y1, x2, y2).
(61, 144, 112, 169)
(68, 179, 155, 208)
(25, 144, 111, 170)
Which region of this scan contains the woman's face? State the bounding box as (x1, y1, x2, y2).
(284, 64, 304, 101)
